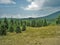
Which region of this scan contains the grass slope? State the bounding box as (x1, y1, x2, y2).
(0, 25, 60, 45)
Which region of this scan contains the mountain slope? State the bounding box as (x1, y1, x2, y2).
(40, 11, 60, 19)
(21, 11, 60, 20)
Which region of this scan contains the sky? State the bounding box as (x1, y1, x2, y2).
(0, 0, 60, 18)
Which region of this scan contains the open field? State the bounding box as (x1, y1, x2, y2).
(0, 25, 60, 45)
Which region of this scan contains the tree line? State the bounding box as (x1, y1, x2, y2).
(0, 18, 26, 36)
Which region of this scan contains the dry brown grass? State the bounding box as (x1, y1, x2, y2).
(0, 25, 60, 45)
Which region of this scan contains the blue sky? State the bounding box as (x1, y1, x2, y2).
(0, 0, 60, 18)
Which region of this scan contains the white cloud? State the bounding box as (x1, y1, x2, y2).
(27, 0, 33, 2)
(0, 0, 16, 4)
(0, 14, 41, 18)
(0, 7, 60, 18)
(24, 0, 45, 10)
(0, 14, 28, 18)
(0, 14, 20, 18)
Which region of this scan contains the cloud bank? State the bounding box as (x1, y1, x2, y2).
(0, 0, 16, 4)
(23, 0, 60, 11)
(24, 0, 45, 10)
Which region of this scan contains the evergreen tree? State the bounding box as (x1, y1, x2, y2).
(0, 20, 1, 24)
(43, 19, 48, 26)
(15, 26, 21, 33)
(22, 24, 26, 31)
(0, 18, 8, 35)
(4, 18, 8, 29)
(56, 16, 60, 24)
(31, 20, 36, 27)
(36, 20, 43, 27)
(17, 21, 20, 26)
(10, 18, 14, 25)
(23, 21, 26, 26)
(20, 20, 23, 26)
(0, 24, 7, 35)
(26, 21, 30, 26)
(9, 26, 14, 32)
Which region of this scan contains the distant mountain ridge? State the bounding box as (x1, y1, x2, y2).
(22, 11, 60, 20)
(0, 11, 60, 20)
(40, 11, 60, 19)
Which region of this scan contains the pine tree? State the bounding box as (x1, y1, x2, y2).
(36, 20, 43, 27)
(10, 18, 14, 25)
(26, 21, 30, 26)
(4, 18, 8, 29)
(0, 18, 9, 35)
(9, 26, 14, 32)
(20, 20, 23, 26)
(56, 16, 60, 24)
(22, 24, 26, 31)
(24, 21, 26, 26)
(15, 26, 21, 33)
(31, 20, 36, 27)
(0, 20, 1, 24)
(43, 19, 48, 26)
(0, 24, 7, 35)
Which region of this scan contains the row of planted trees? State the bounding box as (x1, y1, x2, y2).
(0, 18, 26, 36)
(24, 16, 60, 27)
(0, 16, 60, 36)
(20, 19, 48, 27)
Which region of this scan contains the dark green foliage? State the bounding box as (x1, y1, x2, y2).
(26, 21, 31, 26)
(36, 20, 43, 27)
(9, 26, 14, 32)
(23, 21, 26, 26)
(15, 26, 21, 33)
(0, 20, 1, 24)
(56, 16, 60, 24)
(22, 24, 26, 31)
(4, 18, 8, 29)
(31, 20, 36, 27)
(0, 18, 8, 35)
(10, 18, 14, 25)
(0, 24, 7, 35)
(17, 21, 20, 25)
(20, 20, 23, 26)
(43, 19, 48, 26)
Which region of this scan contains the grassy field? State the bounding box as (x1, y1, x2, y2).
(0, 25, 60, 45)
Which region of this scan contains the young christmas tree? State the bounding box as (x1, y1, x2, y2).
(22, 24, 26, 31)
(15, 26, 21, 33)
